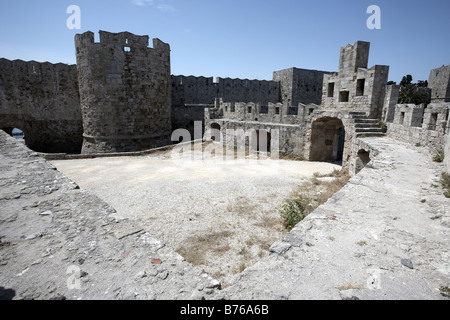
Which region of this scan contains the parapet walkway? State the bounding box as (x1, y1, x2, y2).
(222, 137, 450, 300)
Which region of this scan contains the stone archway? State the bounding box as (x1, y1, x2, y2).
(309, 117, 346, 163)
(1, 121, 27, 144)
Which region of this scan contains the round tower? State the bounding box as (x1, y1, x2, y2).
(74, 30, 172, 154)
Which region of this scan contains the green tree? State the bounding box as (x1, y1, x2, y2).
(399, 83, 416, 103)
(400, 74, 413, 86)
(398, 75, 431, 105)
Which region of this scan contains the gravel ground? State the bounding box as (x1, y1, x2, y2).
(51, 150, 341, 286)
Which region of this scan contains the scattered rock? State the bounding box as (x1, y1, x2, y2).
(80, 271, 88, 278)
(151, 258, 162, 264)
(157, 270, 169, 280)
(401, 259, 414, 269)
(136, 271, 147, 279)
(269, 241, 292, 255)
(207, 279, 221, 289)
(111, 220, 143, 240)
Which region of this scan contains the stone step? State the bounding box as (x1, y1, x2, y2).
(353, 119, 379, 124)
(355, 127, 385, 133)
(354, 122, 380, 128)
(355, 132, 386, 138)
(349, 112, 367, 116)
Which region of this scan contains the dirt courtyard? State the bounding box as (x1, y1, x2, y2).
(51, 151, 341, 286)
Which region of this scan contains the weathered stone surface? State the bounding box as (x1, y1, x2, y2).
(221, 137, 450, 300)
(0, 130, 220, 300)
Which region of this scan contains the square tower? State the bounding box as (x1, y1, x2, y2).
(321, 41, 389, 119)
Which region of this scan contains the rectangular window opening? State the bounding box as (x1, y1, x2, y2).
(339, 91, 349, 102)
(327, 83, 335, 98)
(399, 112, 405, 125)
(431, 113, 438, 124)
(124, 46, 131, 52)
(275, 107, 280, 115)
(356, 79, 365, 96)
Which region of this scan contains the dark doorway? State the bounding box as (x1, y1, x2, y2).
(309, 117, 345, 163)
(252, 129, 271, 153)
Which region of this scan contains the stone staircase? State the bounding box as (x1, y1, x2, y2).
(349, 112, 386, 138)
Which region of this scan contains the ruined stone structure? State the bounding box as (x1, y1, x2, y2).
(273, 68, 332, 106)
(171, 68, 329, 137)
(0, 59, 82, 153)
(381, 84, 401, 123)
(75, 31, 172, 153)
(204, 41, 450, 174)
(170, 75, 281, 136)
(205, 41, 390, 172)
(321, 41, 389, 119)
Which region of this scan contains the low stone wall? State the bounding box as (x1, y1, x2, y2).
(386, 124, 446, 153)
(204, 118, 306, 157)
(386, 103, 450, 155)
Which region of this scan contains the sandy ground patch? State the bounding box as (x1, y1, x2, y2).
(52, 152, 341, 285)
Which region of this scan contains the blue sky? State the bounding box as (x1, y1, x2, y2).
(0, 0, 449, 83)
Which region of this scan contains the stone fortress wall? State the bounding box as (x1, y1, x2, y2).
(205, 41, 450, 175)
(0, 30, 328, 154)
(205, 41, 395, 173)
(170, 75, 281, 136)
(0, 58, 82, 154)
(0, 31, 449, 176)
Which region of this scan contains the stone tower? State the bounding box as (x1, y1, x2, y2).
(321, 41, 389, 119)
(74, 30, 172, 154)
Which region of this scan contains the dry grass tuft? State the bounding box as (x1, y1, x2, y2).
(280, 168, 351, 230)
(289, 169, 350, 210)
(176, 230, 234, 266)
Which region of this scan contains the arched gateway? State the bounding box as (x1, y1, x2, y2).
(309, 117, 346, 163)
